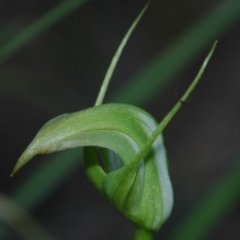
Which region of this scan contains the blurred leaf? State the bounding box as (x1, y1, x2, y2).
(166, 162, 240, 240)
(0, 67, 80, 113)
(0, 0, 91, 64)
(0, 21, 22, 47)
(11, 148, 82, 210)
(0, 149, 82, 238)
(0, 193, 56, 240)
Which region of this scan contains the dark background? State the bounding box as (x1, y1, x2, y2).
(0, 0, 240, 239)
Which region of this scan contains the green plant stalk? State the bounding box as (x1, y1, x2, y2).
(134, 227, 153, 240)
(0, 0, 90, 64)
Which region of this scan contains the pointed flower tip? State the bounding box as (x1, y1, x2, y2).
(10, 167, 17, 177)
(209, 41, 218, 57)
(212, 40, 218, 50)
(143, 2, 150, 12)
(10, 161, 22, 177)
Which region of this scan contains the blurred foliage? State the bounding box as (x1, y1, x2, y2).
(0, 0, 90, 64)
(0, 193, 56, 240)
(167, 162, 240, 240)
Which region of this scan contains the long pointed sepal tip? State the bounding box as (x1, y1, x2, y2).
(10, 169, 16, 177)
(10, 164, 20, 177)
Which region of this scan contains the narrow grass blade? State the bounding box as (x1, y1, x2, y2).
(0, 0, 90, 64)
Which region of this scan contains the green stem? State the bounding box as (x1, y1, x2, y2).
(133, 41, 217, 165)
(94, 2, 149, 106)
(134, 227, 153, 240)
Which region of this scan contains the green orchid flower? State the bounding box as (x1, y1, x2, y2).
(11, 3, 217, 240)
